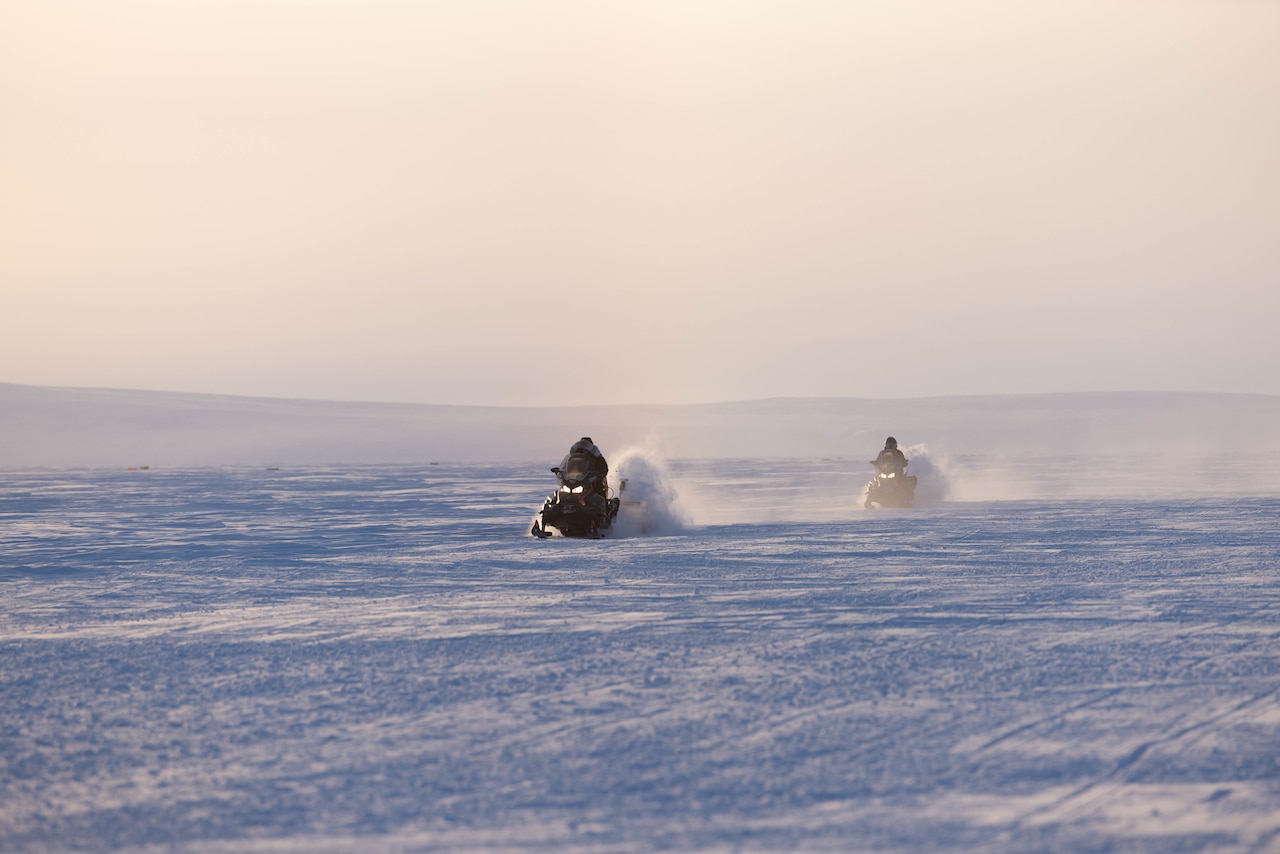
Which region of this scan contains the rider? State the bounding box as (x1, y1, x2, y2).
(565, 436, 610, 497)
(871, 436, 908, 476)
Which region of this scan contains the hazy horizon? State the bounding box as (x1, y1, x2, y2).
(5, 0, 1278, 406)
(4, 381, 1279, 476)
(8, 377, 1280, 409)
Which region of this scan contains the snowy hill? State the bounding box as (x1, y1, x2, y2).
(3, 382, 1278, 473)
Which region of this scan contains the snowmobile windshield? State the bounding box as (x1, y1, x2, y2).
(563, 454, 594, 483)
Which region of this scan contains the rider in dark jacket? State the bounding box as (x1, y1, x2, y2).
(872, 436, 908, 476)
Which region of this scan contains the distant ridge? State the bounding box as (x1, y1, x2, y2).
(2, 382, 1278, 468)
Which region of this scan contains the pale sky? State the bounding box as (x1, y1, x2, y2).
(3, 0, 1278, 406)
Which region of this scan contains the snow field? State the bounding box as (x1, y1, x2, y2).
(1, 461, 1279, 852)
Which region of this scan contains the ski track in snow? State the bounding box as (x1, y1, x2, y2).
(1, 461, 1279, 853)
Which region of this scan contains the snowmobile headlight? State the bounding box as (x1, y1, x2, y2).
(883, 472, 895, 478)
(560, 485, 572, 493)
(571, 485, 584, 494)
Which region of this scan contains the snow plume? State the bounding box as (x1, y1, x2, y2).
(914, 448, 1056, 503)
(903, 444, 950, 505)
(610, 447, 690, 536)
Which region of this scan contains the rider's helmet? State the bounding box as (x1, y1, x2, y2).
(885, 436, 898, 450)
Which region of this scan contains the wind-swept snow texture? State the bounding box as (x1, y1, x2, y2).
(2, 460, 1280, 853)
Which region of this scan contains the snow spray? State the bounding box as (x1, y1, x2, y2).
(610, 448, 690, 537)
(902, 443, 950, 505)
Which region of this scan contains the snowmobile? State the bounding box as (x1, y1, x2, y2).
(864, 459, 918, 509)
(530, 453, 620, 539)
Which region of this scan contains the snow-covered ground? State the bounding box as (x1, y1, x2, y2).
(2, 457, 1279, 852)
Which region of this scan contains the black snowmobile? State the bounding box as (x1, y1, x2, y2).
(530, 453, 620, 539)
(864, 459, 918, 509)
